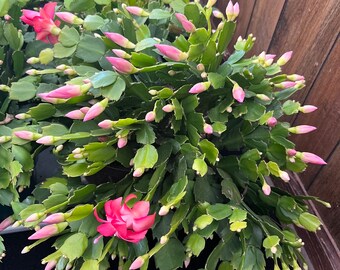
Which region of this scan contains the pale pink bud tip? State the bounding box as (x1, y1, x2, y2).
(277, 51, 293, 66)
(28, 222, 68, 240)
(288, 125, 317, 134)
(189, 82, 211, 94)
(25, 213, 41, 222)
(104, 32, 136, 49)
(56, 12, 83, 24)
(145, 111, 156, 122)
(155, 44, 188, 61)
(226, 1, 239, 21)
(232, 84, 245, 103)
(117, 137, 128, 148)
(106, 57, 138, 74)
(262, 183, 271, 196)
(129, 256, 145, 269)
(112, 49, 131, 59)
(65, 110, 85, 120)
(47, 85, 82, 99)
(14, 131, 35, 140)
(133, 168, 144, 178)
(267, 117, 277, 127)
(36, 136, 55, 145)
(43, 213, 65, 224)
(275, 81, 296, 89)
(0, 216, 14, 232)
(298, 152, 327, 165)
(299, 105, 318, 113)
(280, 171, 290, 182)
(83, 98, 109, 122)
(44, 260, 57, 270)
(125, 6, 149, 17)
(158, 206, 170, 216)
(98, 120, 114, 129)
(204, 123, 213, 134)
(287, 74, 305, 81)
(175, 13, 196, 33)
(287, 149, 297, 157)
(162, 104, 174, 113)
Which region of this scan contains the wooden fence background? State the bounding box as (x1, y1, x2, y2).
(216, 0, 340, 258)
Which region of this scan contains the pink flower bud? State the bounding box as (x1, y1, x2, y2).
(26, 69, 38, 75)
(4, 14, 11, 21)
(117, 137, 128, 148)
(145, 111, 156, 122)
(160, 235, 169, 244)
(133, 168, 145, 178)
(262, 182, 271, 196)
(14, 131, 37, 141)
(106, 57, 139, 74)
(297, 152, 327, 165)
(36, 136, 59, 145)
(56, 12, 83, 25)
(256, 94, 271, 101)
(0, 136, 11, 143)
(28, 222, 68, 240)
(267, 117, 277, 127)
(38, 93, 67, 104)
(213, 10, 224, 19)
(277, 51, 293, 66)
(299, 105, 317, 113)
(129, 256, 145, 269)
(279, 171, 290, 182)
(104, 32, 136, 49)
(65, 110, 85, 120)
(44, 260, 57, 270)
(112, 49, 131, 59)
(125, 6, 149, 17)
(275, 81, 296, 89)
(154, 44, 188, 61)
(189, 82, 211, 94)
(0, 216, 14, 232)
(158, 206, 170, 216)
(287, 74, 305, 81)
(25, 213, 43, 223)
(46, 85, 83, 99)
(43, 213, 66, 224)
(83, 98, 109, 122)
(175, 13, 196, 33)
(15, 113, 31, 120)
(288, 125, 317, 134)
(27, 57, 40, 64)
(162, 104, 174, 113)
(232, 83, 245, 103)
(287, 149, 297, 157)
(226, 1, 240, 21)
(98, 119, 114, 129)
(204, 123, 213, 134)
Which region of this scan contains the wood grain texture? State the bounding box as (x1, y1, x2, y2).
(247, 0, 286, 54)
(308, 144, 340, 247)
(290, 38, 340, 188)
(268, 0, 340, 102)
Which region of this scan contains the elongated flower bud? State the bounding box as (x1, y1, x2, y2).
(83, 98, 109, 122)
(204, 123, 213, 134)
(226, 1, 240, 21)
(130, 256, 145, 270)
(267, 117, 277, 127)
(287, 74, 305, 81)
(256, 94, 271, 101)
(112, 49, 131, 59)
(155, 44, 188, 61)
(43, 213, 66, 224)
(44, 260, 57, 270)
(0, 216, 14, 232)
(125, 6, 149, 17)
(288, 125, 316, 134)
(296, 152, 327, 165)
(189, 82, 211, 94)
(98, 119, 114, 129)
(106, 57, 139, 74)
(232, 83, 245, 103)
(279, 171, 290, 182)
(46, 85, 83, 99)
(36, 136, 59, 145)
(27, 57, 40, 64)
(28, 222, 68, 240)
(133, 168, 144, 178)
(56, 12, 83, 25)
(104, 32, 136, 49)
(14, 131, 41, 141)
(15, 113, 31, 120)
(145, 111, 156, 122)
(299, 105, 317, 113)
(38, 93, 67, 104)
(25, 212, 44, 223)
(65, 110, 85, 120)
(162, 104, 174, 113)
(274, 81, 296, 89)
(175, 13, 196, 33)
(158, 206, 170, 216)
(117, 137, 128, 148)
(0, 136, 11, 143)
(262, 182, 271, 196)
(277, 51, 293, 66)
(213, 10, 224, 19)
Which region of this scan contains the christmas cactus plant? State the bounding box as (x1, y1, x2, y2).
(0, 0, 329, 269)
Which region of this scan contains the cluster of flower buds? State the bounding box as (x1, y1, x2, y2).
(226, 1, 240, 22)
(256, 51, 276, 67)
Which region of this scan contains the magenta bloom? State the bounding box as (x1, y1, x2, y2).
(154, 44, 188, 61)
(94, 194, 155, 243)
(21, 2, 61, 44)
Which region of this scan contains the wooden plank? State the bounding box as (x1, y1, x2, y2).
(268, 0, 340, 102)
(308, 144, 340, 247)
(275, 173, 340, 269)
(247, 0, 286, 54)
(290, 38, 340, 188)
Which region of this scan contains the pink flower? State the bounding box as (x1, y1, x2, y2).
(232, 83, 245, 102)
(0, 216, 14, 232)
(104, 32, 136, 49)
(125, 6, 149, 17)
(277, 51, 293, 66)
(189, 82, 211, 94)
(288, 125, 317, 134)
(145, 111, 155, 122)
(297, 152, 327, 165)
(112, 49, 131, 59)
(28, 222, 68, 240)
(55, 12, 83, 24)
(21, 2, 61, 44)
(83, 98, 109, 121)
(94, 194, 156, 243)
(130, 256, 145, 270)
(299, 105, 317, 113)
(226, 1, 240, 22)
(106, 57, 139, 74)
(175, 13, 196, 33)
(267, 117, 277, 127)
(46, 85, 83, 99)
(154, 44, 188, 61)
